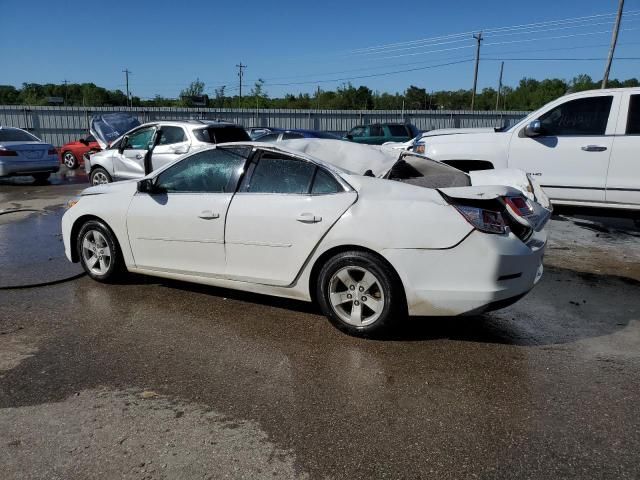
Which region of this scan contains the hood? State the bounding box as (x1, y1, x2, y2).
(421, 127, 496, 138)
(90, 113, 141, 149)
(80, 179, 139, 196)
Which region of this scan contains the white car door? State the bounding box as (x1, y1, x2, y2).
(508, 93, 618, 203)
(607, 92, 640, 206)
(150, 125, 190, 171)
(225, 151, 357, 286)
(114, 126, 156, 180)
(126, 147, 250, 276)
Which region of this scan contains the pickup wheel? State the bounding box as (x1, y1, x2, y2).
(90, 167, 112, 185)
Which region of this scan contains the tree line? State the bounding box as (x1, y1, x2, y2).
(1, 74, 638, 111)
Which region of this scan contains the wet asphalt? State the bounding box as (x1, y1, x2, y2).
(1, 170, 639, 479)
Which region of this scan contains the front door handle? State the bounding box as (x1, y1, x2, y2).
(296, 212, 322, 223)
(198, 210, 220, 220)
(581, 145, 607, 152)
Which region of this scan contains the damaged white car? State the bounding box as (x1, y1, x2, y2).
(62, 139, 551, 336)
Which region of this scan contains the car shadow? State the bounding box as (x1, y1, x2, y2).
(116, 266, 640, 347)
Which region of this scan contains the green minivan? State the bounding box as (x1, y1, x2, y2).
(343, 123, 421, 145)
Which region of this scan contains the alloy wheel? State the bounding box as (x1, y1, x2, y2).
(92, 171, 109, 185)
(63, 152, 76, 168)
(328, 266, 385, 326)
(81, 230, 112, 276)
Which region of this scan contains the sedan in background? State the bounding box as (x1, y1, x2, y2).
(63, 140, 550, 337)
(255, 129, 342, 142)
(344, 123, 421, 145)
(59, 134, 101, 169)
(0, 127, 59, 182)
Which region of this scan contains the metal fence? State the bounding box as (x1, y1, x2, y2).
(0, 105, 529, 146)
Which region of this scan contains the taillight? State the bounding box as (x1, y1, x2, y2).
(504, 196, 534, 217)
(453, 205, 507, 234)
(0, 149, 18, 156)
(48, 148, 57, 155)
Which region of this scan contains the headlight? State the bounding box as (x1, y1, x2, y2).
(66, 196, 81, 209)
(453, 205, 507, 234)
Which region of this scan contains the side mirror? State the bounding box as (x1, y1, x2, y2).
(524, 120, 542, 137)
(137, 178, 155, 194)
(118, 136, 129, 154)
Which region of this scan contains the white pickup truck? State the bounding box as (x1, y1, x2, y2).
(410, 87, 640, 211)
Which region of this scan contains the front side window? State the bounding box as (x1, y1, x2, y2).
(126, 127, 155, 150)
(538, 96, 613, 136)
(626, 94, 640, 134)
(247, 153, 316, 194)
(349, 127, 366, 138)
(158, 126, 186, 145)
(155, 147, 249, 193)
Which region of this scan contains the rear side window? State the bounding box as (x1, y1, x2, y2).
(247, 153, 316, 194)
(127, 127, 155, 149)
(282, 132, 304, 140)
(158, 126, 186, 145)
(155, 148, 248, 193)
(538, 96, 613, 136)
(311, 168, 341, 194)
(193, 127, 250, 144)
(369, 125, 384, 137)
(387, 124, 408, 136)
(349, 126, 366, 138)
(626, 95, 640, 134)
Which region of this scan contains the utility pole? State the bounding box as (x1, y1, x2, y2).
(495, 61, 504, 111)
(471, 32, 483, 111)
(602, 0, 625, 88)
(236, 62, 246, 106)
(316, 86, 321, 110)
(62, 79, 69, 105)
(123, 69, 131, 107)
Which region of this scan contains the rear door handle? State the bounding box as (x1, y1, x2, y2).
(581, 145, 607, 152)
(198, 210, 220, 220)
(296, 212, 322, 223)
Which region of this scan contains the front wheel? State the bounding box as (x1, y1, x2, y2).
(77, 220, 123, 282)
(316, 251, 406, 337)
(90, 167, 112, 185)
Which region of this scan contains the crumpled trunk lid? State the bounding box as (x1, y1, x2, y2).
(90, 113, 141, 149)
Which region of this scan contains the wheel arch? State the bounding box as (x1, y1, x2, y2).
(70, 214, 121, 263)
(308, 244, 407, 307)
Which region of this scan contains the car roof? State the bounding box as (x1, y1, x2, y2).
(136, 120, 242, 130)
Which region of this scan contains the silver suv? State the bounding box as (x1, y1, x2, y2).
(86, 119, 249, 185)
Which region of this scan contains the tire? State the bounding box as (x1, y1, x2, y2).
(32, 172, 50, 183)
(316, 250, 406, 337)
(62, 151, 78, 169)
(90, 167, 112, 185)
(76, 220, 124, 282)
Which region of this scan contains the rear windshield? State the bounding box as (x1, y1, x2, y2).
(387, 125, 409, 136)
(194, 127, 250, 144)
(0, 129, 39, 142)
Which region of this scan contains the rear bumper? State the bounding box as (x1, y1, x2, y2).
(383, 229, 546, 316)
(0, 159, 59, 177)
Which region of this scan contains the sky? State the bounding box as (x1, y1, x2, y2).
(2, 0, 640, 99)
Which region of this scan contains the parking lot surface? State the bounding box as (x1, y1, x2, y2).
(1, 170, 639, 479)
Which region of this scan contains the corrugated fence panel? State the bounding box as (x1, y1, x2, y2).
(0, 105, 529, 146)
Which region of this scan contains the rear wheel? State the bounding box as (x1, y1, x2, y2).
(62, 151, 78, 169)
(317, 251, 406, 337)
(77, 220, 124, 282)
(90, 167, 112, 185)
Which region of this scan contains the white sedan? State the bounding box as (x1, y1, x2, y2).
(62, 140, 551, 336)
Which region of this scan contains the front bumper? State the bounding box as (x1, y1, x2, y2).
(383, 229, 546, 316)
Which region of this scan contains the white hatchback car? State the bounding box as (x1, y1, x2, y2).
(63, 140, 550, 336)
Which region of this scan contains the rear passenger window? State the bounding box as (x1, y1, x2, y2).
(311, 169, 341, 194)
(247, 154, 316, 194)
(387, 125, 408, 136)
(626, 95, 640, 134)
(369, 125, 384, 137)
(282, 132, 304, 140)
(538, 96, 613, 136)
(158, 126, 186, 145)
